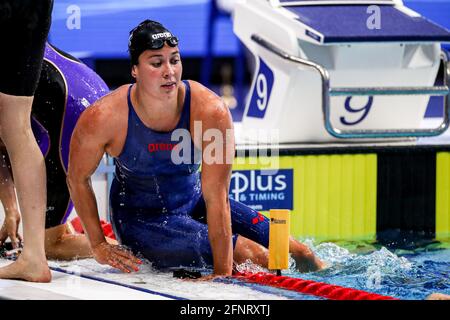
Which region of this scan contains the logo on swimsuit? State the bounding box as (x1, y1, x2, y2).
(252, 212, 266, 225)
(229, 169, 293, 211)
(148, 143, 179, 153)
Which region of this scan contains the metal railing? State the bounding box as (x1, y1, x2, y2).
(251, 34, 450, 139)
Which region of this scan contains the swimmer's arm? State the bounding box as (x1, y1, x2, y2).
(0, 145, 18, 212)
(67, 105, 111, 249)
(68, 98, 141, 273)
(0, 144, 22, 247)
(199, 100, 235, 276)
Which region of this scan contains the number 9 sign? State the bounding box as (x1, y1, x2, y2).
(340, 96, 374, 126)
(247, 58, 274, 119)
(256, 73, 268, 111)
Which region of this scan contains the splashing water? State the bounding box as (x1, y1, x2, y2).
(282, 239, 449, 300)
(235, 259, 267, 274)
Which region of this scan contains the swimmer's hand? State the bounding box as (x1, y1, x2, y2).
(91, 241, 142, 273)
(0, 210, 22, 249)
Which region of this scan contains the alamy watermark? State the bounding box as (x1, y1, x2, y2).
(366, 5, 381, 30)
(165, 121, 280, 174)
(66, 5, 81, 30)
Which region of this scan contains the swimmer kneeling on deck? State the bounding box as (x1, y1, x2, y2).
(67, 20, 325, 277)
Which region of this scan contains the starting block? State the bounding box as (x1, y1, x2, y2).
(233, 0, 450, 143)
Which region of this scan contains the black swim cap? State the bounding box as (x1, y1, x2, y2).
(128, 20, 179, 66)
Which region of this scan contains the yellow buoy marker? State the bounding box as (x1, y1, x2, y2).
(268, 209, 290, 273)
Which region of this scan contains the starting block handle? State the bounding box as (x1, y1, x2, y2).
(273, 0, 396, 7)
(330, 87, 449, 97)
(251, 34, 450, 139)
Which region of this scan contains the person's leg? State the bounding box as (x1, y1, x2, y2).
(233, 235, 269, 267)
(0, 94, 50, 281)
(190, 196, 324, 271)
(233, 235, 324, 272)
(45, 224, 91, 260)
(287, 236, 326, 272)
(426, 293, 450, 300)
(42, 130, 115, 260)
(45, 223, 117, 260)
(0, 0, 53, 282)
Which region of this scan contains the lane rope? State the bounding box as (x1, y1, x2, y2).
(233, 271, 398, 300)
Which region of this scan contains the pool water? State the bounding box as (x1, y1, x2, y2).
(261, 239, 450, 300)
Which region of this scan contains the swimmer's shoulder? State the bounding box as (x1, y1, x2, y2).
(75, 85, 129, 138)
(187, 80, 231, 122)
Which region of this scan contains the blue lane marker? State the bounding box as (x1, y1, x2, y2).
(50, 266, 187, 300)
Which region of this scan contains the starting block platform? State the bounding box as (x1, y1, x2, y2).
(233, 0, 450, 143)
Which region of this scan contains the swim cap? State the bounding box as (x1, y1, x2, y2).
(128, 20, 179, 65)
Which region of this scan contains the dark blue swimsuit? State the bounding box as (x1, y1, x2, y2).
(110, 81, 270, 269)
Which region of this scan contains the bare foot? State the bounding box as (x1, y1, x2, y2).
(295, 254, 327, 273)
(0, 255, 51, 282)
(288, 239, 327, 273)
(426, 293, 450, 300)
(314, 259, 328, 272)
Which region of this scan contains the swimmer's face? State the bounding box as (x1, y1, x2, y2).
(132, 44, 182, 98)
